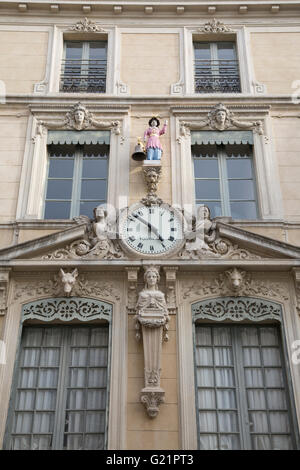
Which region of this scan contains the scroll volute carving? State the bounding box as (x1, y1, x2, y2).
(0, 269, 10, 315)
(292, 268, 300, 314)
(134, 266, 170, 418)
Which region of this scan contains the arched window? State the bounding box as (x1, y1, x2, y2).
(4, 298, 112, 450)
(192, 297, 299, 450)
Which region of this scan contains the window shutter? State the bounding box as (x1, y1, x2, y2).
(47, 130, 110, 146)
(191, 130, 253, 146)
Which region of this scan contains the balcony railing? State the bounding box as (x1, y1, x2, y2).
(60, 59, 107, 93)
(194, 59, 241, 93)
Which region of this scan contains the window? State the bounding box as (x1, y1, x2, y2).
(192, 132, 258, 219)
(5, 325, 110, 450)
(60, 41, 107, 93)
(44, 132, 109, 220)
(194, 42, 240, 93)
(194, 324, 298, 450)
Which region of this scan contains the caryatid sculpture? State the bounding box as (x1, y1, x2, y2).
(135, 266, 170, 418)
(143, 117, 168, 161)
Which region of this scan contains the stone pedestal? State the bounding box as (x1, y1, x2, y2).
(136, 307, 169, 418)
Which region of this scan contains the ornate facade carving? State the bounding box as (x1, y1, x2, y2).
(179, 207, 262, 260)
(126, 267, 140, 314)
(292, 268, 300, 314)
(182, 270, 289, 303)
(163, 267, 178, 314)
(13, 274, 121, 303)
(68, 18, 106, 33)
(180, 103, 263, 136)
(22, 298, 112, 323)
(42, 207, 125, 260)
(197, 18, 233, 34)
(135, 266, 169, 418)
(192, 297, 282, 323)
(37, 102, 121, 134)
(141, 164, 163, 206)
(59, 268, 78, 297)
(0, 269, 10, 315)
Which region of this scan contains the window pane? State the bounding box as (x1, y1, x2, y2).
(194, 43, 211, 60)
(44, 201, 71, 219)
(217, 43, 236, 61)
(82, 159, 108, 178)
(46, 180, 73, 199)
(228, 179, 255, 200)
(199, 411, 217, 432)
(48, 159, 74, 178)
(89, 42, 107, 60)
(79, 201, 102, 219)
(81, 180, 107, 200)
(198, 201, 222, 218)
(195, 180, 220, 199)
(226, 159, 253, 179)
(230, 201, 257, 219)
(65, 42, 83, 60)
(194, 159, 219, 178)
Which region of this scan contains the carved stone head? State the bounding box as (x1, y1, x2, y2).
(223, 267, 251, 294)
(209, 103, 231, 131)
(59, 268, 78, 296)
(66, 102, 90, 130)
(144, 266, 160, 290)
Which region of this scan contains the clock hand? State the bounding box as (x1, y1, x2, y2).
(134, 214, 164, 242)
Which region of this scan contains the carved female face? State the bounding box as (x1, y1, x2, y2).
(74, 109, 85, 125)
(150, 119, 158, 128)
(215, 110, 227, 125)
(145, 271, 158, 288)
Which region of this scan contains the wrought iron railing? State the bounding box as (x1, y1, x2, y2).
(194, 59, 241, 93)
(60, 59, 107, 93)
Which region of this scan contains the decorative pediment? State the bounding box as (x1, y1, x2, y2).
(0, 209, 300, 263)
(180, 103, 263, 136)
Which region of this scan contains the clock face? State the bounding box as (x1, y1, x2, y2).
(119, 204, 184, 257)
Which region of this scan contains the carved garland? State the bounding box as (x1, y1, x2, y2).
(13, 275, 121, 303)
(182, 268, 289, 303)
(197, 19, 233, 34)
(37, 102, 121, 135)
(180, 103, 264, 136)
(22, 297, 112, 323)
(68, 18, 106, 33)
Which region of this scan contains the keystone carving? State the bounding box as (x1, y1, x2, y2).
(180, 103, 263, 136)
(135, 266, 169, 418)
(37, 102, 121, 134)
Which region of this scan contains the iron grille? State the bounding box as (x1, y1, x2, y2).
(60, 59, 107, 93)
(195, 59, 241, 93)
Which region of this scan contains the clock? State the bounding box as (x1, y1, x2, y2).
(119, 203, 184, 258)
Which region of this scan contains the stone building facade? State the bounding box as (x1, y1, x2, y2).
(0, 0, 300, 450)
